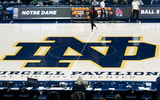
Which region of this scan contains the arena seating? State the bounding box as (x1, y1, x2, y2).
(0, 80, 157, 100)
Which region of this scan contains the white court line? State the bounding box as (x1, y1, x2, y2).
(66, 30, 95, 80)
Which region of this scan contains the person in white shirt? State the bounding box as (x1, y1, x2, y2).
(92, 0, 99, 6)
(100, 0, 106, 20)
(129, 0, 140, 22)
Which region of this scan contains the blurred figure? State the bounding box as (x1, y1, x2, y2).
(79, 0, 87, 5)
(32, 0, 43, 5)
(115, 94, 121, 100)
(37, 0, 43, 6)
(113, 0, 119, 4)
(121, 0, 129, 4)
(72, 77, 86, 92)
(92, 0, 99, 6)
(32, 0, 38, 5)
(129, 0, 140, 22)
(89, 5, 98, 32)
(70, 0, 76, 5)
(100, 0, 106, 20)
(99, 97, 106, 100)
(86, 0, 90, 5)
(151, 0, 160, 4)
(71, 79, 86, 100)
(16, 0, 22, 5)
(25, 0, 30, 5)
(156, 74, 160, 100)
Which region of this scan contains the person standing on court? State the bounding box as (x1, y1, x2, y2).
(89, 5, 98, 32)
(100, 0, 106, 20)
(129, 0, 140, 22)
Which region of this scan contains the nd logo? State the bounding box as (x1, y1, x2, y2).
(1, 36, 158, 68)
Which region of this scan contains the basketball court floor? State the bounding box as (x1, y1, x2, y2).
(0, 23, 160, 82)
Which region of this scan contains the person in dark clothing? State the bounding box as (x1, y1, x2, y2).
(70, 0, 76, 5)
(72, 83, 86, 92)
(89, 5, 98, 32)
(21, 0, 30, 5)
(121, 0, 129, 5)
(72, 76, 86, 92)
(156, 74, 160, 100)
(79, 0, 87, 5)
(113, 0, 119, 5)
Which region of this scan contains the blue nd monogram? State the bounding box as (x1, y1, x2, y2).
(2, 37, 158, 68)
